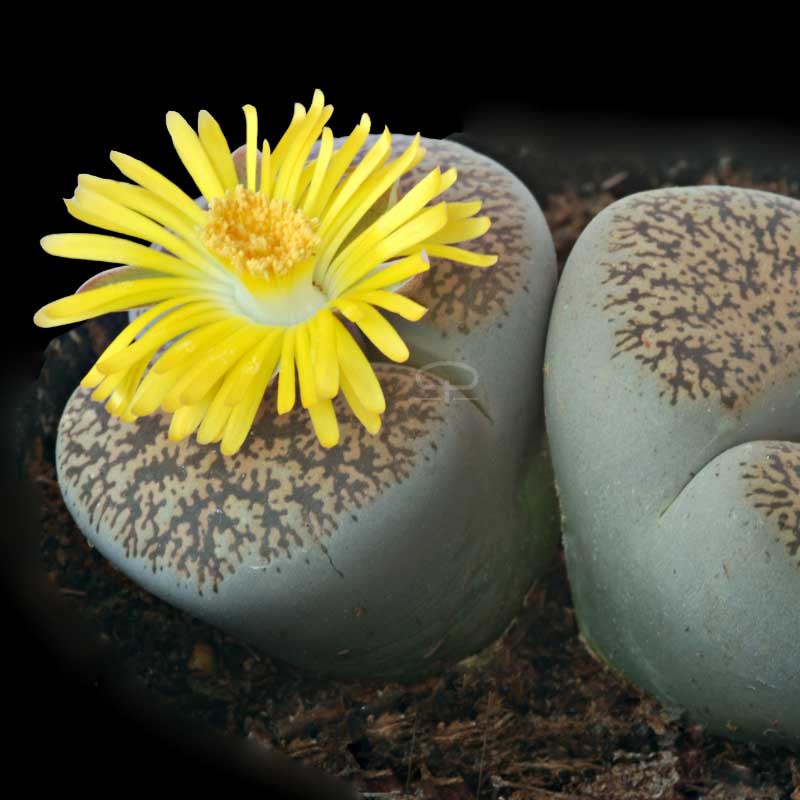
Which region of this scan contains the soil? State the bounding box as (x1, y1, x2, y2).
(19, 158, 800, 800)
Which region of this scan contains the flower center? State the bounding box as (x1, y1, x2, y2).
(201, 185, 320, 280)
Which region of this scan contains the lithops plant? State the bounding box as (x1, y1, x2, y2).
(41, 92, 559, 679)
(545, 186, 799, 746)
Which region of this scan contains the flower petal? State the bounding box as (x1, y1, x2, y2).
(318, 127, 391, 242)
(197, 110, 239, 191)
(424, 216, 492, 245)
(301, 127, 333, 215)
(330, 203, 449, 295)
(34, 277, 208, 327)
(294, 322, 319, 408)
(81, 297, 190, 388)
(110, 151, 207, 226)
(339, 370, 381, 434)
(169, 391, 216, 442)
(242, 104, 259, 192)
(307, 399, 339, 448)
(153, 317, 247, 374)
(421, 244, 498, 267)
(41, 233, 205, 280)
(276, 328, 297, 414)
(178, 324, 265, 406)
(96, 302, 229, 375)
(267, 103, 307, 187)
(304, 113, 371, 220)
(273, 89, 331, 203)
(67, 187, 218, 276)
(219, 329, 283, 407)
(129, 359, 198, 416)
(316, 134, 421, 275)
(311, 308, 339, 399)
(259, 140, 272, 197)
(346, 254, 429, 294)
(350, 290, 427, 321)
(76, 174, 206, 252)
(220, 356, 276, 455)
(333, 318, 386, 413)
(195, 383, 233, 444)
(166, 111, 225, 201)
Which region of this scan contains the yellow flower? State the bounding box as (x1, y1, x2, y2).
(36, 90, 496, 454)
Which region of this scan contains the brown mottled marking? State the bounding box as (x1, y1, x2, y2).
(741, 442, 800, 568)
(400, 137, 530, 335)
(57, 366, 446, 594)
(599, 188, 799, 410)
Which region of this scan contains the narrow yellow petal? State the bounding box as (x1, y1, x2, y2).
(294, 323, 318, 408)
(91, 367, 131, 402)
(317, 127, 392, 241)
(293, 161, 316, 206)
(333, 318, 385, 413)
(301, 127, 333, 215)
(340, 371, 381, 434)
(445, 201, 483, 221)
(350, 290, 427, 321)
(129, 359, 195, 416)
(76, 175, 210, 259)
(331, 203, 448, 296)
(63, 196, 133, 239)
(219, 329, 282, 406)
(424, 216, 492, 245)
(105, 359, 148, 417)
(152, 316, 247, 373)
(304, 114, 370, 220)
(276, 328, 296, 414)
(345, 254, 429, 294)
(166, 111, 225, 200)
(338, 301, 409, 362)
(317, 134, 420, 272)
(307, 400, 339, 448)
(243, 104, 258, 191)
(197, 110, 239, 190)
(439, 167, 458, 193)
(310, 308, 339, 399)
(196, 388, 233, 444)
(41, 232, 203, 280)
(273, 91, 324, 195)
(179, 324, 264, 406)
(96, 303, 228, 375)
(81, 297, 189, 388)
(329, 167, 443, 275)
(67, 187, 218, 275)
(34, 277, 207, 328)
(219, 356, 274, 455)
(259, 140, 272, 197)
(273, 90, 332, 204)
(269, 103, 307, 185)
(422, 244, 498, 267)
(334, 298, 364, 321)
(169, 387, 217, 442)
(110, 151, 207, 226)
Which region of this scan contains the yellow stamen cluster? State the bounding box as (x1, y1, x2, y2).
(202, 185, 319, 280)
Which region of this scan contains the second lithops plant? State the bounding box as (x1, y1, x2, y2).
(545, 186, 799, 747)
(41, 91, 559, 678)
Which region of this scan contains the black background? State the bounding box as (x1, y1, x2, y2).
(5, 24, 799, 798)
